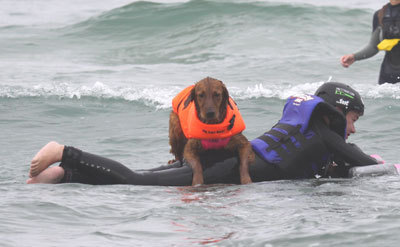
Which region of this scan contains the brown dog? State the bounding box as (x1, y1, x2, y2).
(169, 77, 254, 186)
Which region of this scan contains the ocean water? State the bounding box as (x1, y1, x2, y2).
(1, 0, 400, 246)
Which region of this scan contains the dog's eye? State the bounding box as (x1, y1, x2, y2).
(198, 93, 205, 98)
(214, 92, 221, 98)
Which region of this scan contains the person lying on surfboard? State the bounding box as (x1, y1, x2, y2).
(27, 82, 382, 185)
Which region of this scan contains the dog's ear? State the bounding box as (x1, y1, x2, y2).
(219, 82, 229, 118)
(183, 86, 195, 109)
(221, 82, 230, 108)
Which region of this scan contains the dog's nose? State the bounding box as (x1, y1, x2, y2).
(206, 111, 215, 119)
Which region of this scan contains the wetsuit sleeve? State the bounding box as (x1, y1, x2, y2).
(372, 10, 379, 31)
(314, 120, 377, 166)
(353, 11, 381, 61)
(353, 27, 381, 61)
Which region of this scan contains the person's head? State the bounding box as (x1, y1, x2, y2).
(315, 82, 364, 139)
(390, 0, 400, 6)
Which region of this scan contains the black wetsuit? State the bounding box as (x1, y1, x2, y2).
(354, 3, 400, 84)
(59, 117, 377, 186)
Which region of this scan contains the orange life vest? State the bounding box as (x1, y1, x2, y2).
(172, 85, 246, 140)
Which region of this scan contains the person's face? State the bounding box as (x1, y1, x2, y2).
(391, 0, 400, 5)
(345, 111, 361, 139)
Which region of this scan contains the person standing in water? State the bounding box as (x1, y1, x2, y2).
(341, 0, 400, 84)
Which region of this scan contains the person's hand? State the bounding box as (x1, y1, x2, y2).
(340, 54, 355, 68)
(370, 154, 385, 164)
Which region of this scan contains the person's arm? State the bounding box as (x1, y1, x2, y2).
(340, 11, 381, 67)
(354, 10, 381, 61)
(314, 120, 377, 166)
(372, 10, 379, 32)
(353, 27, 381, 61)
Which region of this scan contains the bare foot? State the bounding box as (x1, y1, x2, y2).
(27, 166, 65, 184)
(29, 141, 64, 177)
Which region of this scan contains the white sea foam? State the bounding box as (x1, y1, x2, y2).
(1, 81, 399, 110)
(239, 82, 400, 100)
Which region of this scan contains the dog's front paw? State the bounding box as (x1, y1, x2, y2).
(192, 175, 204, 186)
(168, 159, 177, 164)
(240, 176, 252, 185)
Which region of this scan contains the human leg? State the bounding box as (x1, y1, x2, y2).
(378, 59, 400, 84)
(29, 141, 64, 177)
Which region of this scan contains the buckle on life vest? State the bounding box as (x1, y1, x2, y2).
(377, 39, 400, 51)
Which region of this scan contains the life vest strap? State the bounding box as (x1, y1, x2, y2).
(378, 3, 390, 27)
(256, 134, 287, 160)
(259, 123, 308, 156)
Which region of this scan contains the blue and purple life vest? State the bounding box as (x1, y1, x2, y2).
(251, 94, 346, 177)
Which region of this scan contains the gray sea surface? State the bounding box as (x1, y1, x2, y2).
(1, 0, 400, 246)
